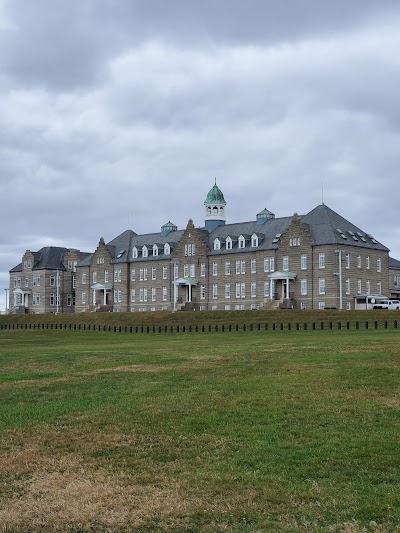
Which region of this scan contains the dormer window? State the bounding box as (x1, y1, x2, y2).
(164, 243, 170, 256)
(153, 245, 159, 257)
(238, 235, 246, 249)
(214, 238, 221, 250)
(132, 246, 138, 259)
(226, 237, 233, 250)
(142, 245, 148, 258)
(251, 234, 259, 248)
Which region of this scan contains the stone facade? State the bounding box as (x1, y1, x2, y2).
(9, 183, 396, 313)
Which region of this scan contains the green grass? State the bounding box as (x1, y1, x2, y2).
(0, 328, 399, 532)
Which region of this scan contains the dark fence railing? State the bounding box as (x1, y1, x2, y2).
(0, 320, 398, 333)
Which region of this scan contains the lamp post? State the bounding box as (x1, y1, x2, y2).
(4, 288, 8, 314)
(335, 250, 344, 310)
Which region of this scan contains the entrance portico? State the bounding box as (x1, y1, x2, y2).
(91, 282, 113, 306)
(13, 287, 32, 308)
(173, 277, 198, 310)
(268, 271, 297, 300)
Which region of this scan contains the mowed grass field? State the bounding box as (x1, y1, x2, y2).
(0, 327, 399, 532)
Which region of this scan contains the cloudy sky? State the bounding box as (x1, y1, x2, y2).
(1, 0, 400, 310)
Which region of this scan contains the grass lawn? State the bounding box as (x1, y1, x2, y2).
(0, 328, 399, 532)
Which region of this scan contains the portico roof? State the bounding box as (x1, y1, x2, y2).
(174, 277, 198, 286)
(268, 271, 297, 280)
(91, 283, 113, 290)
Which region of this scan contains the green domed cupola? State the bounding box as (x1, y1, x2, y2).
(204, 181, 226, 205)
(204, 179, 226, 231)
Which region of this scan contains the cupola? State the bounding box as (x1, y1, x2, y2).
(204, 179, 226, 232)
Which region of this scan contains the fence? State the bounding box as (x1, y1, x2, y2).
(0, 320, 398, 334)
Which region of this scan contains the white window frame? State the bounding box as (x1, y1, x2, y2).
(251, 258, 256, 273)
(251, 281, 256, 297)
(226, 237, 233, 250)
(319, 278, 325, 295)
(213, 262, 218, 276)
(214, 238, 221, 250)
(225, 261, 230, 275)
(319, 253, 325, 269)
(301, 279, 307, 295)
(225, 283, 230, 299)
(142, 246, 148, 258)
(212, 284, 218, 299)
(200, 263, 206, 277)
(283, 256, 289, 271)
(301, 254, 307, 270)
(162, 265, 168, 279)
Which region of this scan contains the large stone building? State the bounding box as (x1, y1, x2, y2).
(8, 183, 400, 313)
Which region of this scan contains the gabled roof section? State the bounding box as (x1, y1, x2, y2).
(301, 204, 389, 251)
(389, 256, 400, 269)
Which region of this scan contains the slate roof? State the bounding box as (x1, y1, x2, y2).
(389, 257, 400, 269)
(10, 247, 90, 273)
(300, 204, 389, 251)
(75, 202, 392, 267)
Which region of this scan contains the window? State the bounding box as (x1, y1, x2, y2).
(25, 276, 29, 288)
(17, 277, 21, 288)
(225, 283, 230, 299)
(212, 262, 218, 276)
(319, 302, 325, 310)
(82, 273, 86, 284)
(50, 275, 56, 287)
(37, 275, 40, 287)
(190, 264, 195, 277)
(164, 243, 170, 255)
(366, 256, 370, 270)
(270, 257, 275, 272)
(236, 260, 240, 274)
(377, 281, 382, 294)
(50, 293, 55, 306)
(225, 261, 230, 275)
(131, 269, 136, 282)
(290, 237, 300, 246)
(238, 236, 245, 248)
(104, 271, 109, 283)
(357, 279, 362, 293)
(251, 259, 256, 273)
(212, 284, 218, 299)
(283, 256, 289, 271)
(251, 234, 258, 247)
(93, 271, 97, 283)
(143, 268, 147, 280)
(200, 285, 206, 299)
(184, 264, 189, 278)
(66, 294, 72, 306)
(152, 288, 156, 302)
(153, 245, 158, 257)
(132, 247, 138, 258)
(163, 265, 168, 279)
(214, 239, 220, 250)
(152, 267, 156, 280)
(241, 260, 245, 274)
(32, 293, 36, 305)
(251, 282, 256, 297)
(377, 257, 381, 272)
(162, 287, 167, 301)
(174, 263, 178, 279)
(226, 237, 232, 250)
(131, 289, 136, 302)
(319, 253, 325, 269)
(200, 263, 206, 277)
(241, 283, 246, 298)
(236, 283, 241, 298)
(114, 269, 122, 282)
(142, 246, 148, 258)
(357, 255, 361, 269)
(345, 278, 350, 295)
(72, 274, 75, 289)
(301, 279, 307, 295)
(68, 260, 73, 269)
(319, 278, 325, 295)
(82, 292, 86, 304)
(264, 257, 269, 272)
(366, 280, 370, 294)
(264, 281, 270, 297)
(346, 302, 351, 310)
(345, 253, 350, 269)
(143, 288, 148, 302)
(139, 288, 143, 302)
(301, 254, 307, 270)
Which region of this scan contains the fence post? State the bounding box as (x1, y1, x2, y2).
(394, 320, 398, 329)
(365, 321, 369, 330)
(346, 321, 350, 330)
(338, 322, 341, 330)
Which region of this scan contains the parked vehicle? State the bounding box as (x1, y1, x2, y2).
(373, 299, 400, 310)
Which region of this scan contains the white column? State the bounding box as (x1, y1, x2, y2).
(281, 282, 285, 299)
(93, 289, 96, 305)
(188, 284, 192, 302)
(103, 289, 107, 305)
(286, 278, 289, 299)
(270, 280, 273, 299)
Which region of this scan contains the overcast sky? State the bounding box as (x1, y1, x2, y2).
(1, 0, 400, 311)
